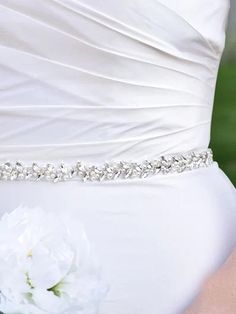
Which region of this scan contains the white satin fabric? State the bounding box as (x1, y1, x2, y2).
(0, 1, 236, 313)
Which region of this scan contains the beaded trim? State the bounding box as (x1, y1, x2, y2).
(0, 149, 213, 183)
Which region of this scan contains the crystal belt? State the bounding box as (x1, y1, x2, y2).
(0, 148, 214, 183)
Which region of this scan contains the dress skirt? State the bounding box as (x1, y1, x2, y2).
(0, 162, 235, 314)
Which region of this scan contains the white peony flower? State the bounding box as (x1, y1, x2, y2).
(0, 206, 108, 314)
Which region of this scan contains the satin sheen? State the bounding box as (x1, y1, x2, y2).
(0, 1, 236, 313)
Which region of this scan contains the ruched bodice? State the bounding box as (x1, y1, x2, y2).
(0, 0, 230, 163)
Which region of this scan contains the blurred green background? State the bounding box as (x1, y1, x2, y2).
(210, 1, 236, 186)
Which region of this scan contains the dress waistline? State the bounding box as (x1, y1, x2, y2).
(0, 148, 213, 183)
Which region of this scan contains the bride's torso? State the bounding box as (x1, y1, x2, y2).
(0, 0, 230, 163)
(0, 2, 236, 314)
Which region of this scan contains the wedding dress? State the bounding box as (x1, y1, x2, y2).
(0, 0, 236, 313)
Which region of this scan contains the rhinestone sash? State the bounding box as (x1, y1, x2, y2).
(0, 149, 214, 183)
